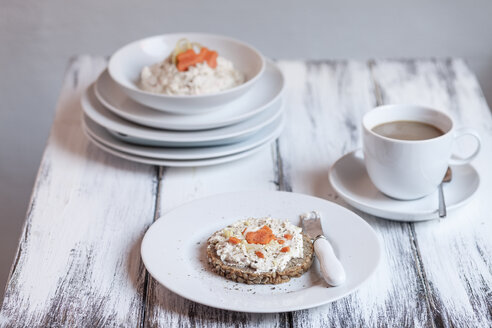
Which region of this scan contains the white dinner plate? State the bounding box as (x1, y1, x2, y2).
(95, 60, 284, 130)
(82, 84, 283, 147)
(83, 113, 284, 160)
(84, 130, 276, 167)
(141, 191, 381, 313)
(329, 149, 480, 221)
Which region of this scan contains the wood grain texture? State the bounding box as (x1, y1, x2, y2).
(0, 56, 157, 327)
(276, 61, 433, 327)
(144, 151, 287, 327)
(1, 57, 491, 328)
(371, 58, 492, 327)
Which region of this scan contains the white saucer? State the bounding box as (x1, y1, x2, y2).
(95, 60, 284, 130)
(82, 84, 283, 147)
(83, 113, 284, 160)
(329, 150, 480, 222)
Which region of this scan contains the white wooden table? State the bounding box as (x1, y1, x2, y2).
(1, 57, 491, 327)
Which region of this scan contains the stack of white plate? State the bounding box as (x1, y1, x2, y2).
(81, 34, 285, 167)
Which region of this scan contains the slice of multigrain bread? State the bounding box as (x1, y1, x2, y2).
(207, 233, 314, 284)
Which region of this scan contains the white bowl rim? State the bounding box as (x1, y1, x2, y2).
(108, 32, 266, 99)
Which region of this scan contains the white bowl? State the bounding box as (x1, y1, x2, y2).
(108, 33, 265, 114)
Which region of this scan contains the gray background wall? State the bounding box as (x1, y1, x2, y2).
(1, 0, 491, 302)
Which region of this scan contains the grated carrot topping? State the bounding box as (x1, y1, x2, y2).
(284, 234, 293, 240)
(280, 246, 290, 252)
(245, 225, 275, 245)
(255, 251, 265, 258)
(176, 47, 217, 71)
(228, 237, 241, 244)
(204, 49, 218, 68)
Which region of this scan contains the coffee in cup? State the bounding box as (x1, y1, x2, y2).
(362, 105, 481, 200)
(371, 121, 444, 141)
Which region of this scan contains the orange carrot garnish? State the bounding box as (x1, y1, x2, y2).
(246, 226, 275, 245)
(205, 50, 218, 68)
(176, 49, 196, 71)
(228, 237, 241, 244)
(195, 47, 207, 62)
(177, 48, 195, 60)
(242, 228, 247, 235)
(176, 47, 217, 71)
(280, 246, 290, 253)
(255, 251, 265, 258)
(277, 239, 285, 244)
(284, 234, 293, 240)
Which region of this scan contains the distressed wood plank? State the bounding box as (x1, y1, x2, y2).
(144, 150, 286, 327)
(1, 56, 491, 327)
(371, 58, 492, 327)
(276, 60, 434, 327)
(0, 56, 156, 327)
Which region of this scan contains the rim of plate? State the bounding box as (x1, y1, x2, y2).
(82, 120, 282, 167)
(82, 84, 284, 143)
(94, 60, 285, 131)
(328, 149, 480, 221)
(108, 33, 265, 99)
(83, 113, 284, 160)
(140, 190, 382, 313)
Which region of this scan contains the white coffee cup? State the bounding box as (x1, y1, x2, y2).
(362, 104, 481, 200)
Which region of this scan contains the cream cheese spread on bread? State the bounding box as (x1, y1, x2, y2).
(208, 217, 304, 273)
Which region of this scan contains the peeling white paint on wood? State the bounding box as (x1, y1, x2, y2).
(0, 56, 157, 326)
(276, 60, 433, 327)
(0, 57, 490, 327)
(144, 149, 286, 327)
(371, 58, 492, 327)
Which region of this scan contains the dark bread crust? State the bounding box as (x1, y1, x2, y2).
(207, 233, 314, 284)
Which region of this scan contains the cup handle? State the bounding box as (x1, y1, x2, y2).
(449, 128, 481, 165)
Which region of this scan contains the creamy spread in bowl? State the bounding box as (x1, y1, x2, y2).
(140, 56, 244, 95)
(108, 34, 265, 113)
(208, 217, 304, 273)
(139, 38, 245, 96)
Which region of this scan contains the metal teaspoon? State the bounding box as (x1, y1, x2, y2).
(438, 167, 453, 218)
